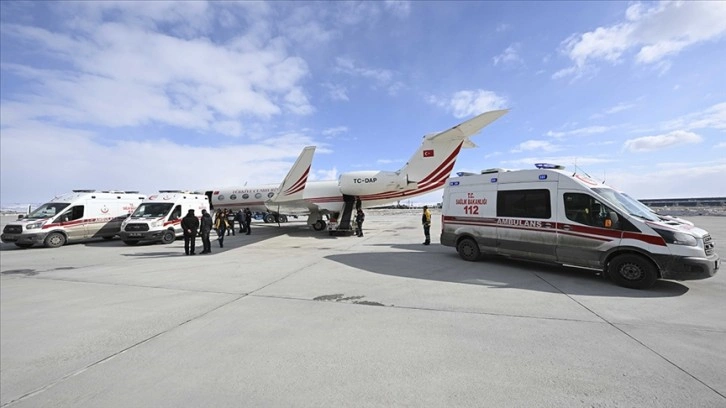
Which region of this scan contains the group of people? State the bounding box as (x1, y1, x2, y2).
(180, 208, 254, 255)
(180, 204, 434, 255)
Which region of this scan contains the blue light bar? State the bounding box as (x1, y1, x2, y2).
(534, 163, 564, 169)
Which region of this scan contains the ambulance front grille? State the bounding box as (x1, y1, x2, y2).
(3, 225, 22, 234)
(125, 223, 149, 232)
(704, 234, 715, 256)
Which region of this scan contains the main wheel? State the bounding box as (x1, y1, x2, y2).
(456, 238, 480, 262)
(44, 232, 66, 248)
(264, 213, 276, 223)
(313, 220, 326, 231)
(161, 229, 175, 244)
(123, 240, 139, 246)
(14, 243, 34, 249)
(278, 215, 288, 223)
(608, 253, 658, 289)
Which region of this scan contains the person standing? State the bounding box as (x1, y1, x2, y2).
(355, 208, 365, 237)
(226, 209, 236, 236)
(199, 209, 213, 254)
(244, 208, 253, 235)
(214, 210, 229, 248)
(422, 205, 431, 245)
(236, 209, 245, 234)
(181, 209, 200, 255)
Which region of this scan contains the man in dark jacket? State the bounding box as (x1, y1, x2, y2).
(236, 210, 245, 234)
(181, 209, 200, 255)
(355, 208, 365, 237)
(244, 208, 252, 235)
(226, 209, 236, 236)
(199, 209, 213, 254)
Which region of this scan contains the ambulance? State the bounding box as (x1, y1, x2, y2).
(118, 191, 209, 245)
(440, 164, 720, 289)
(1, 190, 145, 248)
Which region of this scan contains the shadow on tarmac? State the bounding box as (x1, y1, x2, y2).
(327, 243, 689, 298)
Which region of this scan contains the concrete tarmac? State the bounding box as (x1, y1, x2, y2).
(1, 212, 725, 407)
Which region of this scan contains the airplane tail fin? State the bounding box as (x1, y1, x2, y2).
(268, 146, 316, 203)
(401, 109, 508, 187)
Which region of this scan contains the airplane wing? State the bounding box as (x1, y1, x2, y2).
(267, 146, 316, 204)
(426, 109, 509, 143)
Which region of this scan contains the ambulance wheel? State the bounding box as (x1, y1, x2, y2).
(608, 253, 658, 289)
(278, 215, 288, 223)
(457, 238, 480, 261)
(44, 232, 66, 248)
(313, 220, 326, 231)
(123, 240, 139, 246)
(264, 213, 276, 223)
(14, 243, 34, 249)
(161, 230, 175, 244)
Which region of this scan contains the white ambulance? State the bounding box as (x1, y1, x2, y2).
(440, 164, 720, 289)
(118, 191, 209, 245)
(1, 190, 145, 248)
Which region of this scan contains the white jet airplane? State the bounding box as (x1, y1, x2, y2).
(204, 109, 508, 232)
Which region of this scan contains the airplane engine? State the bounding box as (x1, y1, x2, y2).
(338, 171, 412, 196)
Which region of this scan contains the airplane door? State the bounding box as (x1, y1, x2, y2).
(204, 191, 214, 211)
(557, 191, 623, 268)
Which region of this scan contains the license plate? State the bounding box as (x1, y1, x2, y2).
(129, 233, 142, 237)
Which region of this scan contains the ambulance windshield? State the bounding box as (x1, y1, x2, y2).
(26, 203, 70, 220)
(592, 188, 659, 222)
(130, 203, 174, 218)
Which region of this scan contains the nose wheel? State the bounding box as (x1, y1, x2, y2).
(313, 220, 327, 231)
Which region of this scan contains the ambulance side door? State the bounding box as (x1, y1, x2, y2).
(556, 191, 623, 268)
(57, 205, 87, 240)
(496, 183, 558, 262)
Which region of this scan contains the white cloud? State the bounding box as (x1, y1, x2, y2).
(321, 82, 349, 102)
(714, 142, 726, 149)
(606, 161, 726, 198)
(322, 126, 349, 137)
(511, 140, 560, 153)
(589, 101, 638, 119)
(555, 1, 726, 78)
(493, 44, 523, 66)
(384, 1, 412, 18)
(546, 125, 611, 139)
(624, 130, 703, 152)
(427, 89, 508, 119)
(0, 4, 312, 136)
(500, 156, 615, 168)
(335, 57, 394, 84)
(496, 23, 511, 33)
(0, 122, 320, 204)
(661, 103, 726, 131)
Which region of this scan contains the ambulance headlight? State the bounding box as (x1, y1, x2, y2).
(151, 220, 162, 228)
(26, 222, 43, 230)
(653, 228, 698, 246)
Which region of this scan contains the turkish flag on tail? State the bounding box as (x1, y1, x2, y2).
(423, 149, 434, 157)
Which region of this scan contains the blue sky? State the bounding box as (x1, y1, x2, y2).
(1, 1, 725, 208)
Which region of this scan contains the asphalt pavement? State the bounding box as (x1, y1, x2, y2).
(1, 212, 725, 407)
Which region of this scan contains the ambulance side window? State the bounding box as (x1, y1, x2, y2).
(564, 193, 620, 229)
(497, 189, 551, 219)
(170, 205, 182, 221)
(60, 206, 84, 222)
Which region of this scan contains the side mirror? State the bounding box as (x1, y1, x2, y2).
(17, 214, 25, 220)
